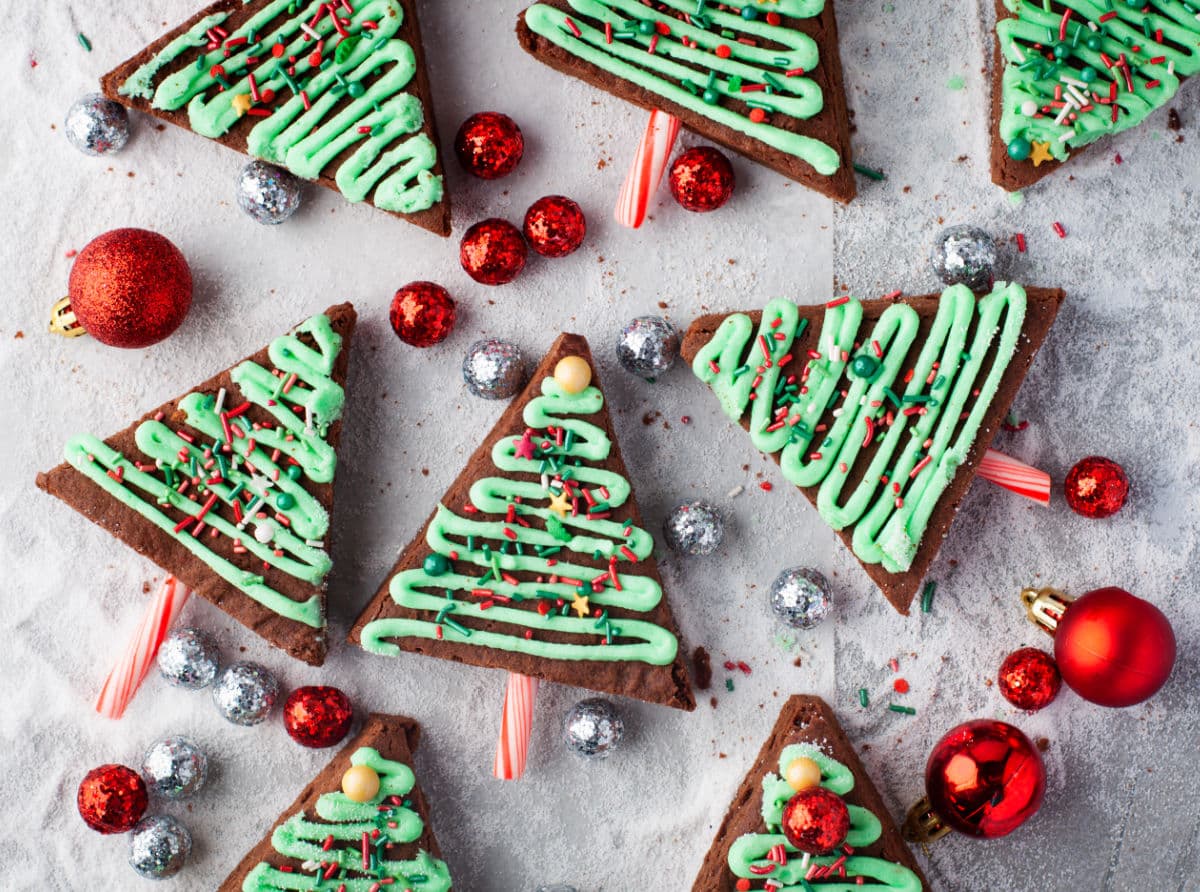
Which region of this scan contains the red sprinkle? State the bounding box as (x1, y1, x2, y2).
(1015, 232, 1027, 253)
(760, 481, 772, 491)
(1052, 221, 1067, 239)
(894, 678, 910, 694)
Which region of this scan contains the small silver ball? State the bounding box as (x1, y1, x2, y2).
(65, 94, 130, 156)
(157, 628, 220, 689)
(930, 225, 998, 291)
(463, 339, 527, 399)
(236, 160, 302, 225)
(663, 500, 724, 556)
(128, 815, 191, 880)
(211, 661, 278, 726)
(768, 567, 833, 630)
(562, 698, 624, 759)
(141, 737, 208, 800)
(616, 316, 680, 379)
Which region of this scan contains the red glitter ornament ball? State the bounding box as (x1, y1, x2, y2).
(67, 228, 193, 348)
(1063, 456, 1129, 518)
(77, 764, 148, 834)
(523, 195, 586, 258)
(668, 146, 736, 213)
(925, 720, 1045, 839)
(460, 218, 527, 286)
(998, 647, 1061, 712)
(1055, 587, 1175, 707)
(454, 112, 524, 180)
(283, 685, 354, 748)
(389, 281, 456, 348)
(780, 787, 851, 854)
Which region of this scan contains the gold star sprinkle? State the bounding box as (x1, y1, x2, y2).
(571, 593, 590, 618)
(548, 490, 571, 518)
(231, 93, 253, 116)
(1029, 141, 1053, 167)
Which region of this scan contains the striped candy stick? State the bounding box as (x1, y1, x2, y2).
(492, 672, 539, 780)
(977, 448, 1051, 505)
(95, 576, 191, 719)
(614, 109, 681, 229)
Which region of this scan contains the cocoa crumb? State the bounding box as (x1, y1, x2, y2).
(692, 646, 713, 690)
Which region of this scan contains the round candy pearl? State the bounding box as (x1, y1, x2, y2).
(850, 354, 879, 378)
(254, 522, 274, 544)
(341, 765, 380, 803)
(1007, 137, 1032, 161)
(785, 757, 823, 792)
(637, 18, 655, 34)
(276, 492, 296, 510)
(423, 553, 451, 576)
(1053, 42, 1070, 59)
(553, 356, 592, 394)
(741, 5, 758, 19)
(1020, 100, 1038, 117)
(1080, 66, 1098, 83)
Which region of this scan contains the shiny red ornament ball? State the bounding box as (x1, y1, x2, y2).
(998, 647, 1061, 712)
(283, 685, 354, 748)
(780, 787, 851, 854)
(454, 112, 524, 180)
(1063, 456, 1128, 518)
(668, 146, 736, 212)
(460, 218, 527, 286)
(1055, 587, 1175, 707)
(523, 195, 586, 258)
(390, 281, 456, 348)
(925, 719, 1045, 839)
(77, 764, 148, 834)
(67, 228, 193, 348)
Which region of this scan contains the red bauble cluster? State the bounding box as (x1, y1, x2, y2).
(390, 281, 456, 348)
(454, 112, 524, 180)
(998, 647, 1061, 712)
(283, 685, 354, 748)
(77, 764, 148, 834)
(668, 146, 736, 212)
(67, 228, 193, 348)
(460, 218, 528, 286)
(780, 787, 851, 854)
(523, 195, 586, 257)
(1064, 456, 1128, 518)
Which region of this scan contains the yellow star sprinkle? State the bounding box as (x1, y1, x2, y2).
(1029, 141, 1053, 167)
(571, 593, 590, 618)
(231, 93, 253, 116)
(548, 490, 571, 518)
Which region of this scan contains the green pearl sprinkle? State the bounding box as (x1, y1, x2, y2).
(637, 18, 656, 34)
(850, 354, 880, 378)
(423, 554, 451, 577)
(286, 465, 303, 481)
(276, 492, 296, 510)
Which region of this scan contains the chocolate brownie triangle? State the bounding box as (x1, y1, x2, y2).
(681, 284, 1064, 614)
(100, 0, 451, 236)
(350, 332, 696, 711)
(990, 0, 1199, 191)
(37, 304, 357, 666)
(691, 695, 929, 891)
(516, 0, 856, 203)
(219, 712, 453, 892)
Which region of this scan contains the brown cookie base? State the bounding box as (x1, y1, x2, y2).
(349, 332, 696, 712)
(680, 287, 1065, 614)
(36, 303, 357, 666)
(100, 0, 451, 237)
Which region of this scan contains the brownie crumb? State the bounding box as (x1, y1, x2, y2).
(709, 696, 719, 709)
(692, 646, 713, 690)
(1168, 108, 1182, 131)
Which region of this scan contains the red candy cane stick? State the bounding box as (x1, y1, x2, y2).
(614, 109, 680, 229)
(95, 576, 191, 719)
(977, 448, 1051, 505)
(492, 672, 539, 780)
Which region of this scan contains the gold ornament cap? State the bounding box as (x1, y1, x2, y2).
(49, 296, 86, 338)
(902, 795, 952, 844)
(1021, 586, 1074, 635)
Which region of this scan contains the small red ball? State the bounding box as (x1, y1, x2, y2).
(454, 112, 524, 180)
(77, 764, 148, 834)
(460, 218, 527, 286)
(523, 195, 586, 258)
(998, 647, 1062, 711)
(1063, 456, 1128, 518)
(283, 685, 354, 748)
(389, 281, 456, 348)
(668, 146, 736, 213)
(67, 228, 193, 348)
(780, 787, 851, 854)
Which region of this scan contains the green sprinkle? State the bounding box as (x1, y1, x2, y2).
(335, 35, 361, 63)
(78, 32, 92, 52)
(762, 71, 784, 91)
(946, 74, 965, 90)
(859, 688, 869, 707)
(853, 162, 886, 181)
(889, 704, 917, 716)
(443, 617, 471, 638)
(725, 678, 735, 692)
(921, 580, 937, 613)
(546, 516, 573, 542)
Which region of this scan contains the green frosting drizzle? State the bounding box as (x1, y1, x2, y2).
(242, 746, 452, 892)
(523, 0, 841, 176)
(692, 284, 1027, 574)
(62, 313, 346, 629)
(119, 12, 232, 100)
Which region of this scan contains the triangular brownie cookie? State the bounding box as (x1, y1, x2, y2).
(37, 305, 356, 666)
(101, 0, 450, 236)
(219, 712, 452, 892)
(516, 0, 856, 203)
(350, 333, 695, 711)
(681, 284, 1063, 613)
(991, 0, 1200, 190)
(692, 695, 929, 891)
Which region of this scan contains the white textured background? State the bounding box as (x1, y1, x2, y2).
(3, 1, 1198, 890)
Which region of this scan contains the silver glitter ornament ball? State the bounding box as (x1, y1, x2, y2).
(663, 500, 724, 556)
(616, 316, 680, 379)
(141, 737, 208, 800)
(211, 661, 278, 726)
(768, 567, 833, 630)
(562, 698, 624, 760)
(463, 339, 527, 400)
(157, 628, 220, 689)
(128, 815, 192, 880)
(930, 225, 998, 291)
(64, 93, 130, 156)
(236, 160, 302, 225)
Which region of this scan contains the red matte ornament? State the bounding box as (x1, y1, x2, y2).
(454, 112, 524, 180)
(389, 281, 456, 348)
(998, 647, 1061, 711)
(77, 764, 148, 834)
(780, 786, 851, 854)
(1063, 456, 1128, 518)
(668, 146, 735, 212)
(523, 195, 586, 258)
(925, 719, 1045, 839)
(460, 218, 528, 286)
(283, 685, 354, 748)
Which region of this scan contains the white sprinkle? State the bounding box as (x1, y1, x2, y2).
(1060, 75, 1087, 89)
(727, 485, 744, 499)
(305, 539, 325, 548)
(304, 406, 314, 434)
(1169, 60, 1175, 76)
(214, 387, 226, 416)
(300, 22, 321, 39)
(1010, 41, 1026, 63)
(1054, 103, 1074, 125)
(238, 497, 265, 529)
(1088, 20, 1099, 31)
(254, 522, 274, 544)
(1058, 130, 1074, 142)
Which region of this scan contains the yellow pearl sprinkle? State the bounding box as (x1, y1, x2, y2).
(553, 356, 592, 394)
(341, 764, 381, 803)
(785, 756, 823, 791)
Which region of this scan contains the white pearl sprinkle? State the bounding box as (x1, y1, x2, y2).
(254, 522, 274, 544)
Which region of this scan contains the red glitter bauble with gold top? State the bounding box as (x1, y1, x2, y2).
(668, 146, 735, 212)
(998, 647, 1061, 711)
(77, 764, 148, 834)
(283, 685, 354, 748)
(460, 218, 527, 286)
(780, 786, 851, 854)
(454, 112, 524, 180)
(390, 281, 456, 348)
(523, 195, 586, 258)
(1063, 456, 1128, 518)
